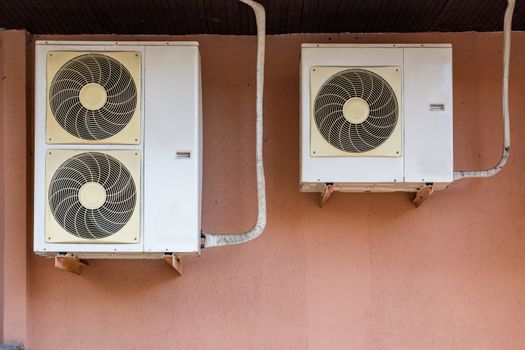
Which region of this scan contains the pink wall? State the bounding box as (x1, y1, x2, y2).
(0, 30, 28, 346)
(1, 31, 525, 349)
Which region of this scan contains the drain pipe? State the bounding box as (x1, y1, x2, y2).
(454, 0, 515, 180)
(201, 0, 267, 248)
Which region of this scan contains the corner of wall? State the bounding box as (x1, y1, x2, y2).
(0, 29, 30, 347)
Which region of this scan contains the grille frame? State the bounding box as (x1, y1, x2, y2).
(45, 51, 141, 145)
(309, 66, 402, 157)
(45, 150, 141, 244)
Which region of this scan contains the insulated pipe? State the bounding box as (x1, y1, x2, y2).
(202, 0, 267, 248)
(454, 0, 515, 180)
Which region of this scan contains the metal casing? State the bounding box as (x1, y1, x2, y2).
(34, 41, 202, 257)
(300, 44, 453, 189)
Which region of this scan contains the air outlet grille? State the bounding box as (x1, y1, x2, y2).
(49, 53, 138, 140)
(314, 69, 399, 153)
(48, 152, 137, 239)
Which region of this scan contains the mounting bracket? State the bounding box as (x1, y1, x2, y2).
(55, 254, 88, 275)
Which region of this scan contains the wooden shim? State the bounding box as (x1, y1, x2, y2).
(55, 256, 88, 275)
(320, 184, 334, 208)
(163, 255, 182, 275)
(413, 186, 434, 207)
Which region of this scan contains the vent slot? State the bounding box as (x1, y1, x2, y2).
(429, 103, 445, 111)
(176, 151, 191, 159)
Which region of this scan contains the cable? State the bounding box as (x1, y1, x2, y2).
(201, 0, 267, 248)
(453, 0, 515, 180)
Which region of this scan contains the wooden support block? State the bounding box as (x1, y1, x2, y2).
(413, 185, 434, 207)
(55, 255, 88, 275)
(320, 184, 334, 208)
(163, 255, 182, 275)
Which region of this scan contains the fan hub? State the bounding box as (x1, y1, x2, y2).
(79, 83, 107, 110)
(342, 97, 370, 124)
(78, 182, 107, 210)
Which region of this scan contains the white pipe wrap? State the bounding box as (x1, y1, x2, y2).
(202, 0, 267, 248)
(453, 0, 515, 180)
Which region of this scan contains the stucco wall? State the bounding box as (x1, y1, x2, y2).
(0, 30, 28, 346)
(1, 31, 525, 349)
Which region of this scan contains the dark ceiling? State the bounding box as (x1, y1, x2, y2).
(1, 0, 524, 35)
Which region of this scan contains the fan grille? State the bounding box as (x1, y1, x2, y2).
(314, 69, 399, 153)
(49, 53, 138, 141)
(48, 152, 137, 239)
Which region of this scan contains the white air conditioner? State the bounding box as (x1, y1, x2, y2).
(300, 44, 453, 194)
(34, 41, 202, 259)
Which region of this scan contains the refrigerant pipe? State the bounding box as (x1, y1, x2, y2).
(201, 0, 267, 248)
(453, 0, 515, 180)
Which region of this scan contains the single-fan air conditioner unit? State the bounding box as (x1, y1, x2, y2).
(300, 44, 453, 194)
(34, 41, 202, 259)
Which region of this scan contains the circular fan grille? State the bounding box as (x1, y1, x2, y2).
(314, 69, 399, 153)
(48, 152, 137, 239)
(49, 53, 137, 140)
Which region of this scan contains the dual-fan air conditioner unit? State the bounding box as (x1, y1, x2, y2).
(300, 44, 453, 197)
(34, 41, 202, 258)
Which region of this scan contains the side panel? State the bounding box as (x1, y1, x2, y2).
(404, 48, 453, 183)
(300, 46, 404, 183)
(144, 46, 201, 253)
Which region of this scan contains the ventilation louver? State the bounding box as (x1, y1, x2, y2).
(46, 51, 141, 144)
(46, 150, 140, 243)
(311, 68, 401, 156)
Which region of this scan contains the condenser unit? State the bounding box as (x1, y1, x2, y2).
(34, 41, 202, 259)
(300, 44, 453, 197)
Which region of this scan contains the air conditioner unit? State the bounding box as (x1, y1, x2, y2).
(34, 41, 202, 259)
(300, 44, 453, 194)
